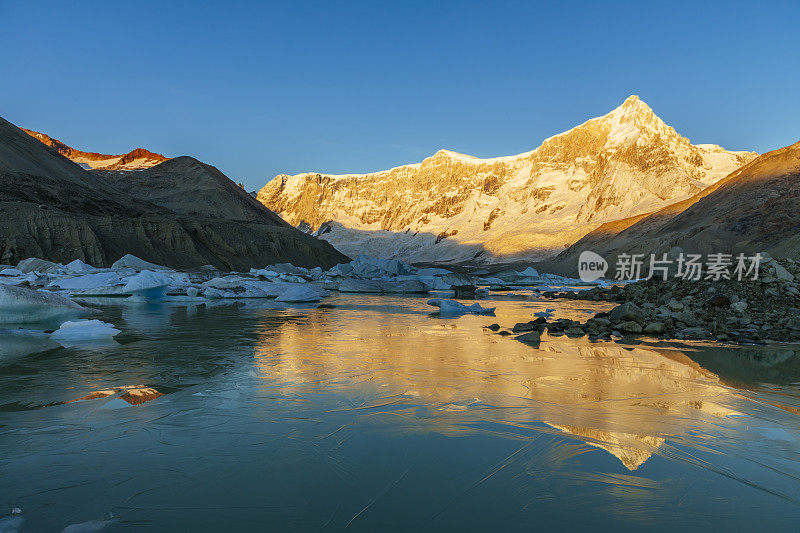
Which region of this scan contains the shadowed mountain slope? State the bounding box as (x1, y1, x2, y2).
(0, 117, 348, 270)
(100, 156, 288, 224)
(540, 141, 800, 275)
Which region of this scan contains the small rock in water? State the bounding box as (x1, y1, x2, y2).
(452, 284, 477, 299)
(485, 323, 501, 331)
(515, 330, 541, 344)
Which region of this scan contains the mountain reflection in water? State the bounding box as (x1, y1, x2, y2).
(1, 294, 799, 531)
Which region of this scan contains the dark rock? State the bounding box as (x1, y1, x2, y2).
(452, 284, 477, 299)
(609, 302, 645, 325)
(515, 331, 541, 344)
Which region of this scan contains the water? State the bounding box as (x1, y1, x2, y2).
(2, 293, 800, 531)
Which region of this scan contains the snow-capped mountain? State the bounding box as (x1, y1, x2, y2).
(257, 96, 757, 264)
(22, 128, 168, 170)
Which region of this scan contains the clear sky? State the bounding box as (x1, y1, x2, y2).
(2, 0, 798, 190)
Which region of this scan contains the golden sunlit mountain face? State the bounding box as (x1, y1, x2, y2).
(251, 296, 740, 471)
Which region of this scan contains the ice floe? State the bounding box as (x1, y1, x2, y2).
(275, 285, 326, 303)
(50, 319, 121, 342)
(0, 285, 89, 324)
(427, 299, 496, 316)
(122, 270, 172, 300)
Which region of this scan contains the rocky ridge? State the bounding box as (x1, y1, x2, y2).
(22, 127, 168, 170)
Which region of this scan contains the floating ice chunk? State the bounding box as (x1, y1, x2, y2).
(427, 299, 496, 316)
(61, 515, 116, 533)
(0, 285, 89, 324)
(416, 267, 452, 276)
(111, 254, 170, 272)
(0, 330, 59, 361)
(0, 268, 24, 277)
(339, 278, 430, 293)
(250, 268, 280, 278)
(122, 270, 172, 300)
(275, 285, 325, 302)
(0, 507, 23, 532)
(186, 287, 199, 298)
(516, 267, 540, 278)
(51, 320, 121, 342)
(49, 272, 122, 291)
(350, 255, 413, 278)
(65, 259, 97, 274)
(327, 263, 354, 276)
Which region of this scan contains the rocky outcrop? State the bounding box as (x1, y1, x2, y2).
(0, 117, 349, 270)
(541, 256, 800, 343)
(258, 96, 756, 264)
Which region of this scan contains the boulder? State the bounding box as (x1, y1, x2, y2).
(678, 327, 711, 340)
(644, 322, 665, 334)
(609, 302, 645, 325)
(621, 321, 643, 334)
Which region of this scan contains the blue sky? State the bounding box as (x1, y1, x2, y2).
(2, 0, 798, 190)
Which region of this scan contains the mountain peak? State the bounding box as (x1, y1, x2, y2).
(21, 127, 168, 171)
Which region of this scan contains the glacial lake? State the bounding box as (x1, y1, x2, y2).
(2, 292, 800, 531)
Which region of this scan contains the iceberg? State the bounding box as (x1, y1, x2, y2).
(17, 257, 62, 274)
(339, 278, 430, 294)
(49, 272, 122, 292)
(122, 270, 172, 300)
(111, 254, 170, 272)
(275, 285, 325, 303)
(0, 285, 89, 324)
(65, 259, 97, 274)
(426, 299, 496, 317)
(516, 267, 540, 279)
(350, 255, 413, 278)
(51, 319, 121, 342)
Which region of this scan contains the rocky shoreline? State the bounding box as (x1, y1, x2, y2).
(491, 255, 800, 344)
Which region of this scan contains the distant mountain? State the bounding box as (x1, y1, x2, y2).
(542, 140, 800, 275)
(257, 96, 756, 264)
(22, 128, 168, 170)
(0, 117, 348, 269)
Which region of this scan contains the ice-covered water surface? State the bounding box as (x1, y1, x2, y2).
(1, 294, 799, 531)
